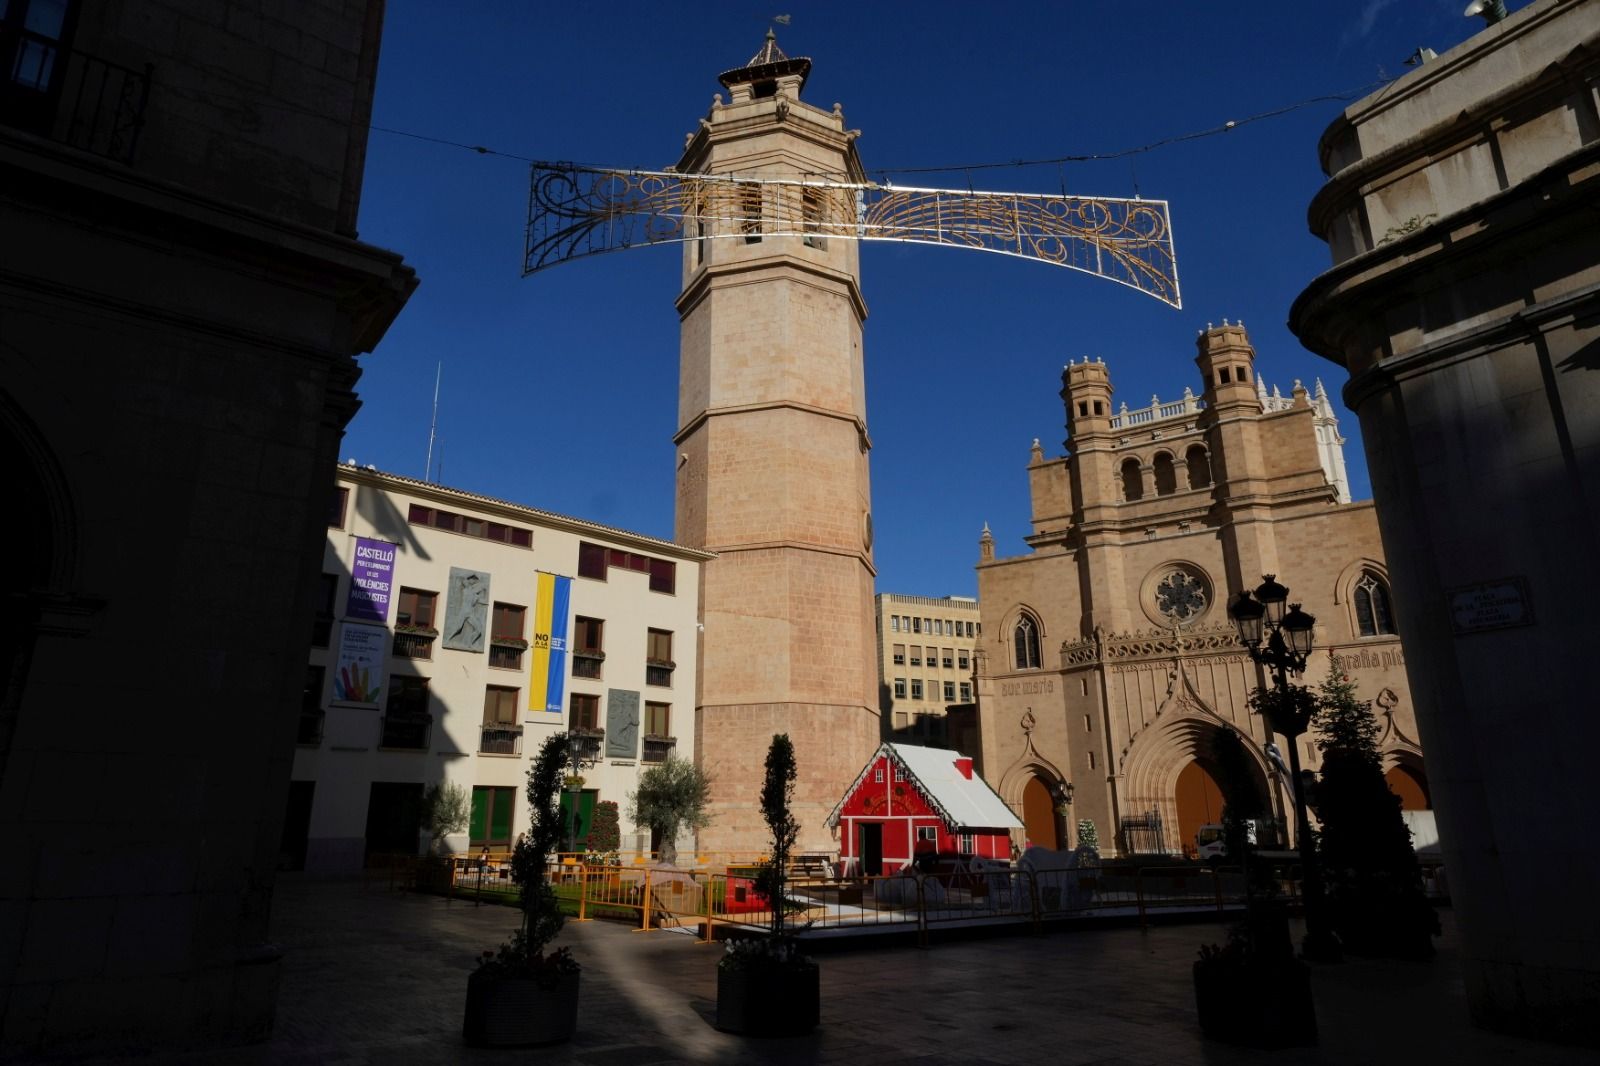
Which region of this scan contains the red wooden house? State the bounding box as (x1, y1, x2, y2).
(828, 743, 1023, 876)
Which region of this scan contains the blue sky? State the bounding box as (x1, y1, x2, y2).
(351, 1, 1493, 599)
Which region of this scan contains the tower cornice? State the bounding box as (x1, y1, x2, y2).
(675, 254, 868, 322)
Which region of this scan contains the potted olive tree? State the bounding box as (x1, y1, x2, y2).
(463, 732, 580, 1047)
(715, 733, 820, 1036)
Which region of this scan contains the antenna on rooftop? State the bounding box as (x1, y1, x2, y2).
(424, 362, 441, 482)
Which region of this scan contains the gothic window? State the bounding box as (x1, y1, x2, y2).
(1121, 458, 1143, 502)
(1186, 445, 1211, 490)
(1354, 571, 1396, 636)
(1014, 613, 1042, 670)
(1153, 452, 1177, 496)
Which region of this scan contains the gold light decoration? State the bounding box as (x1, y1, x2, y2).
(525, 165, 1180, 308)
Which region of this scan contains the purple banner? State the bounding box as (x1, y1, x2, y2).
(346, 537, 397, 623)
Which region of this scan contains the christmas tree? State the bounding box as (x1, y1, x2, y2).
(1313, 666, 1437, 958)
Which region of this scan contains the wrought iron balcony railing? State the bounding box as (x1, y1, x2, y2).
(1, 37, 150, 165)
(642, 735, 676, 764)
(379, 713, 431, 751)
(392, 631, 435, 659)
(480, 723, 523, 756)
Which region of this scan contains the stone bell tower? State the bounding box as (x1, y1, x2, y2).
(674, 33, 879, 854)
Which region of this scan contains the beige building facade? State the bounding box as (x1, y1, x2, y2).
(1290, 0, 1599, 1042)
(294, 466, 710, 873)
(974, 325, 1427, 860)
(874, 593, 982, 742)
(674, 35, 880, 854)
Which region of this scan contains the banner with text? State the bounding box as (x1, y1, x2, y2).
(346, 537, 397, 623)
(332, 622, 388, 706)
(528, 572, 572, 718)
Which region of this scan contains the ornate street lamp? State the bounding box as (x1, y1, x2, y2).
(1228, 575, 1340, 962)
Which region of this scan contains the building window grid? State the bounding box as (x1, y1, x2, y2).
(646, 628, 674, 686)
(490, 602, 526, 669)
(573, 615, 604, 679)
(577, 541, 676, 594)
(1354, 572, 1397, 636)
(406, 503, 531, 548)
(570, 692, 601, 732)
(1014, 614, 1042, 670)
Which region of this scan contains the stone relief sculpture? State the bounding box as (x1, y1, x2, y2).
(442, 567, 490, 652)
(606, 688, 640, 759)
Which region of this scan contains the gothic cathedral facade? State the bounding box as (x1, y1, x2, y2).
(974, 324, 1428, 859)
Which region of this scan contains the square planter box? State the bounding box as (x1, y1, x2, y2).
(716, 964, 820, 1037)
(463, 969, 579, 1047)
(1193, 958, 1316, 1048)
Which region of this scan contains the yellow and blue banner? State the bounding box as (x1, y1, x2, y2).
(529, 572, 572, 718)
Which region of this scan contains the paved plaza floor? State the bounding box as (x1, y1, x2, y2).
(66, 876, 1600, 1065)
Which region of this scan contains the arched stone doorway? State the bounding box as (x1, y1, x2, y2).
(1174, 761, 1226, 860)
(1385, 764, 1431, 810)
(1021, 775, 1062, 850)
(1121, 711, 1277, 856)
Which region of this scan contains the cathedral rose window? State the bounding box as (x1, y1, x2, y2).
(1153, 568, 1210, 625)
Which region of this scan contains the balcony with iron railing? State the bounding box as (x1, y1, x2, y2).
(642, 735, 676, 764)
(379, 712, 431, 751)
(480, 722, 523, 756)
(1, 34, 151, 165)
(572, 649, 604, 680)
(392, 628, 436, 659)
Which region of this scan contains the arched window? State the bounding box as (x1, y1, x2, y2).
(1153, 452, 1177, 496)
(1014, 613, 1042, 670)
(1354, 571, 1396, 636)
(1121, 458, 1143, 501)
(1185, 445, 1211, 489)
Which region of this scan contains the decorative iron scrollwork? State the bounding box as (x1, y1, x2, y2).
(524, 164, 1180, 307)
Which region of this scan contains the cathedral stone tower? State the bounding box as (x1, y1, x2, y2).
(675, 33, 879, 854)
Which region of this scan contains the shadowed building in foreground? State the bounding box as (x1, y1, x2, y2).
(1291, 0, 1599, 1044)
(1, 0, 413, 1052)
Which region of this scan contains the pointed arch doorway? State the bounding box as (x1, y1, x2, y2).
(1174, 760, 1226, 860)
(1022, 775, 1062, 850)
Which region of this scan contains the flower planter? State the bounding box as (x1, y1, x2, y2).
(463, 969, 579, 1047)
(715, 963, 820, 1037)
(1193, 957, 1316, 1048)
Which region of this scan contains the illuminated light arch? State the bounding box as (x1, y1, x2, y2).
(524, 165, 1181, 308)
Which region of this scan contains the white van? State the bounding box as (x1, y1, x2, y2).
(1196, 821, 1257, 861)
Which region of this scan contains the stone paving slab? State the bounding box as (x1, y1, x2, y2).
(31, 876, 1600, 1065)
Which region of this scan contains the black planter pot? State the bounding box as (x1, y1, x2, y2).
(1193, 957, 1317, 1048)
(463, 968, 580, 1047)
(715, 963, 820, 1037)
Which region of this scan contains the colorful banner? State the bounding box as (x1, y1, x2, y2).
(346, 537, 397, 623)
(528, 572, 571, 718)
(332, 622, 388, 706)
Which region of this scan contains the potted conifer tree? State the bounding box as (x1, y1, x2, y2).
(715, 733, 820, 1036)
(463, 732, 580, 1047)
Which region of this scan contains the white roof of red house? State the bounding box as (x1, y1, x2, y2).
(827, 743, 1023, 831)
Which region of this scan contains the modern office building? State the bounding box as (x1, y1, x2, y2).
(874, 593, 982, 743)
(973, 326, 1426, 860)
(292, 464, 711, 872)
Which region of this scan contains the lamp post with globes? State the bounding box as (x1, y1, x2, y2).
(1228, 574, 1340, 962)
